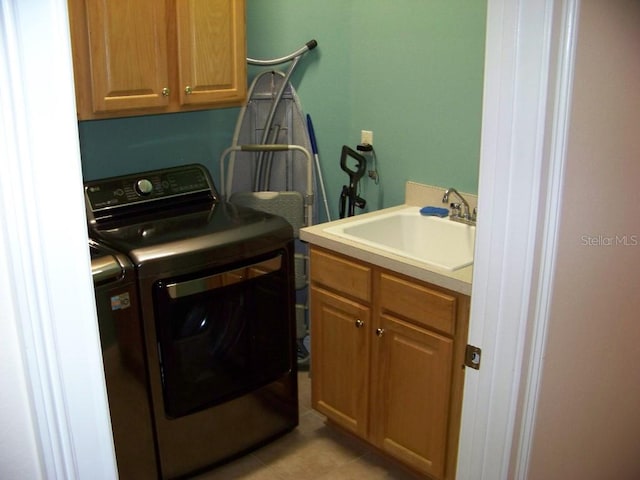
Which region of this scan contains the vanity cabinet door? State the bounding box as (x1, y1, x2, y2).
(371, 313, 453, 480)
(310, 286, 370, 438)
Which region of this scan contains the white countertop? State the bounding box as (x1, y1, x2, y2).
(300, 202, 473, 296)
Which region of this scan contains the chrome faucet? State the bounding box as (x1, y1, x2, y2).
(442, 187, 476, 225)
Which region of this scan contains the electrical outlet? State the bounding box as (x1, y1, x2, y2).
(361, 130, 373, 146)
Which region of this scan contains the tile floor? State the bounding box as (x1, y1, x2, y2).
(192, 371, 422, 479)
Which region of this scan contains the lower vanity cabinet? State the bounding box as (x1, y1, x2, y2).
(310, 247, 470, 480)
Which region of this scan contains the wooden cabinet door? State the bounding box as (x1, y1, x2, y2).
(371, 313, 454, 480)
(84, 0, 170, 112)
(310, 286, 370, 438)
(175, 0, 246, 106)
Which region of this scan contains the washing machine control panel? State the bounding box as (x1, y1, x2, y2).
(84, 164, 218, 215)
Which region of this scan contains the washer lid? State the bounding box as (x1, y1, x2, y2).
(90, 201, 293, 266)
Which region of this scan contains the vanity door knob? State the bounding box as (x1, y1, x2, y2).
(161, 87, 170, 96)
(375, 328, 385, 337)
(185, 86, 192, 95)
(355, 319, 364, 328)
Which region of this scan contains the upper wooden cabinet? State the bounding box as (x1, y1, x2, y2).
(67, 0, 247, 120)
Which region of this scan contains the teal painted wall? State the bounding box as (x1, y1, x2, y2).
(79, 1, 486, 221)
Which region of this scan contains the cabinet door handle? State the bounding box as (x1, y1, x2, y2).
(185, 86, 192, 95)
(375, 328, 385, 337)
(161, 87, 170, 96)
(355, 319, 364, 328)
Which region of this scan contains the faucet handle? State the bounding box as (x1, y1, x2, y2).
(450, 203, 461, 217)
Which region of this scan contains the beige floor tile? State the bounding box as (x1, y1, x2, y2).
(190, 371, 423, 479)
(297, 370, 312, 414)
(316, 451, 424, 480)
(191, 454, 283, 480)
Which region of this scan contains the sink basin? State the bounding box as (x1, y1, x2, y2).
(324, 206, 475, 271)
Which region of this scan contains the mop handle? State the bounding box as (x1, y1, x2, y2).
(306, 115, 332, 221)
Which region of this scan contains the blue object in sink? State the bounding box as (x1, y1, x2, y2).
(419, 206, 449, 217)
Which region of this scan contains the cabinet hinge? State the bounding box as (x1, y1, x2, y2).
(464, 344, 482, 370)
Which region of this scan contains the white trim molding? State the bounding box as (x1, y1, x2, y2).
(510, 0, 580, 477)
(0, 0, 118, 478)
(456, 0, 576, 478)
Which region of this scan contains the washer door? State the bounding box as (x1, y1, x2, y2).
(152, 251, 294, 418)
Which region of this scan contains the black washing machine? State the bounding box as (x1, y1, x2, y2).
(91, 240, 159, 478)
(85, 164, 298, 479)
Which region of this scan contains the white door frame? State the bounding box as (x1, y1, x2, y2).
(2, 0, 578, 478)
(1, 0, 118, 478)
(457, 0, 578, 478)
